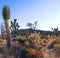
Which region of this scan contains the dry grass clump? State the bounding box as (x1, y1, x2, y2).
(50, 37, 60, 48)
(50, 39, 59, 46)
(21, 46, 44, 58)
(0, 39, 7, 45)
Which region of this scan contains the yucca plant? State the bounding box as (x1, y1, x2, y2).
(2, 5, 11, 48)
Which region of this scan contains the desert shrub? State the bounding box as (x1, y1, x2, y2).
(28, 33, 41, 45)
(28, 33, 42, 49)
(49, 38, 60, 49)
(20, 46, 44, 58)
(50, 39, 59, 46)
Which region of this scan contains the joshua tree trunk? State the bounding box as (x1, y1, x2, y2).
(5, 20, 11, 48)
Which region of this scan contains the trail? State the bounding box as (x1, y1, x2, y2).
(42, 40, 55, 58)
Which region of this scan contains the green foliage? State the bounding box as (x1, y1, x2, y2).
(2, 5, 10, 20)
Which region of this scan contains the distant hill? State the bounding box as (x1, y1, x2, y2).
(19, 29, 50, 35)
(19, 29, 60, 36)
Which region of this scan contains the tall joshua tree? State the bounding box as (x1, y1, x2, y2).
(10, 19, 20, 37)
(2, 5, 11, 48)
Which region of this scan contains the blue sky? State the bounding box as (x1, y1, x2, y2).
(0, 0, 60, 31)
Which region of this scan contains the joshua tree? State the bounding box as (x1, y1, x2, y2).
(26, 23, 33, 29)
(1, 23, 6, 39)
(26, 23, 33, 35)
(33, 21, 37, 30)
(26, 21, 37, 34)
(26, 21, 37, 30)
(10, 19, 20, 37)
(2, 5, 11, 48)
